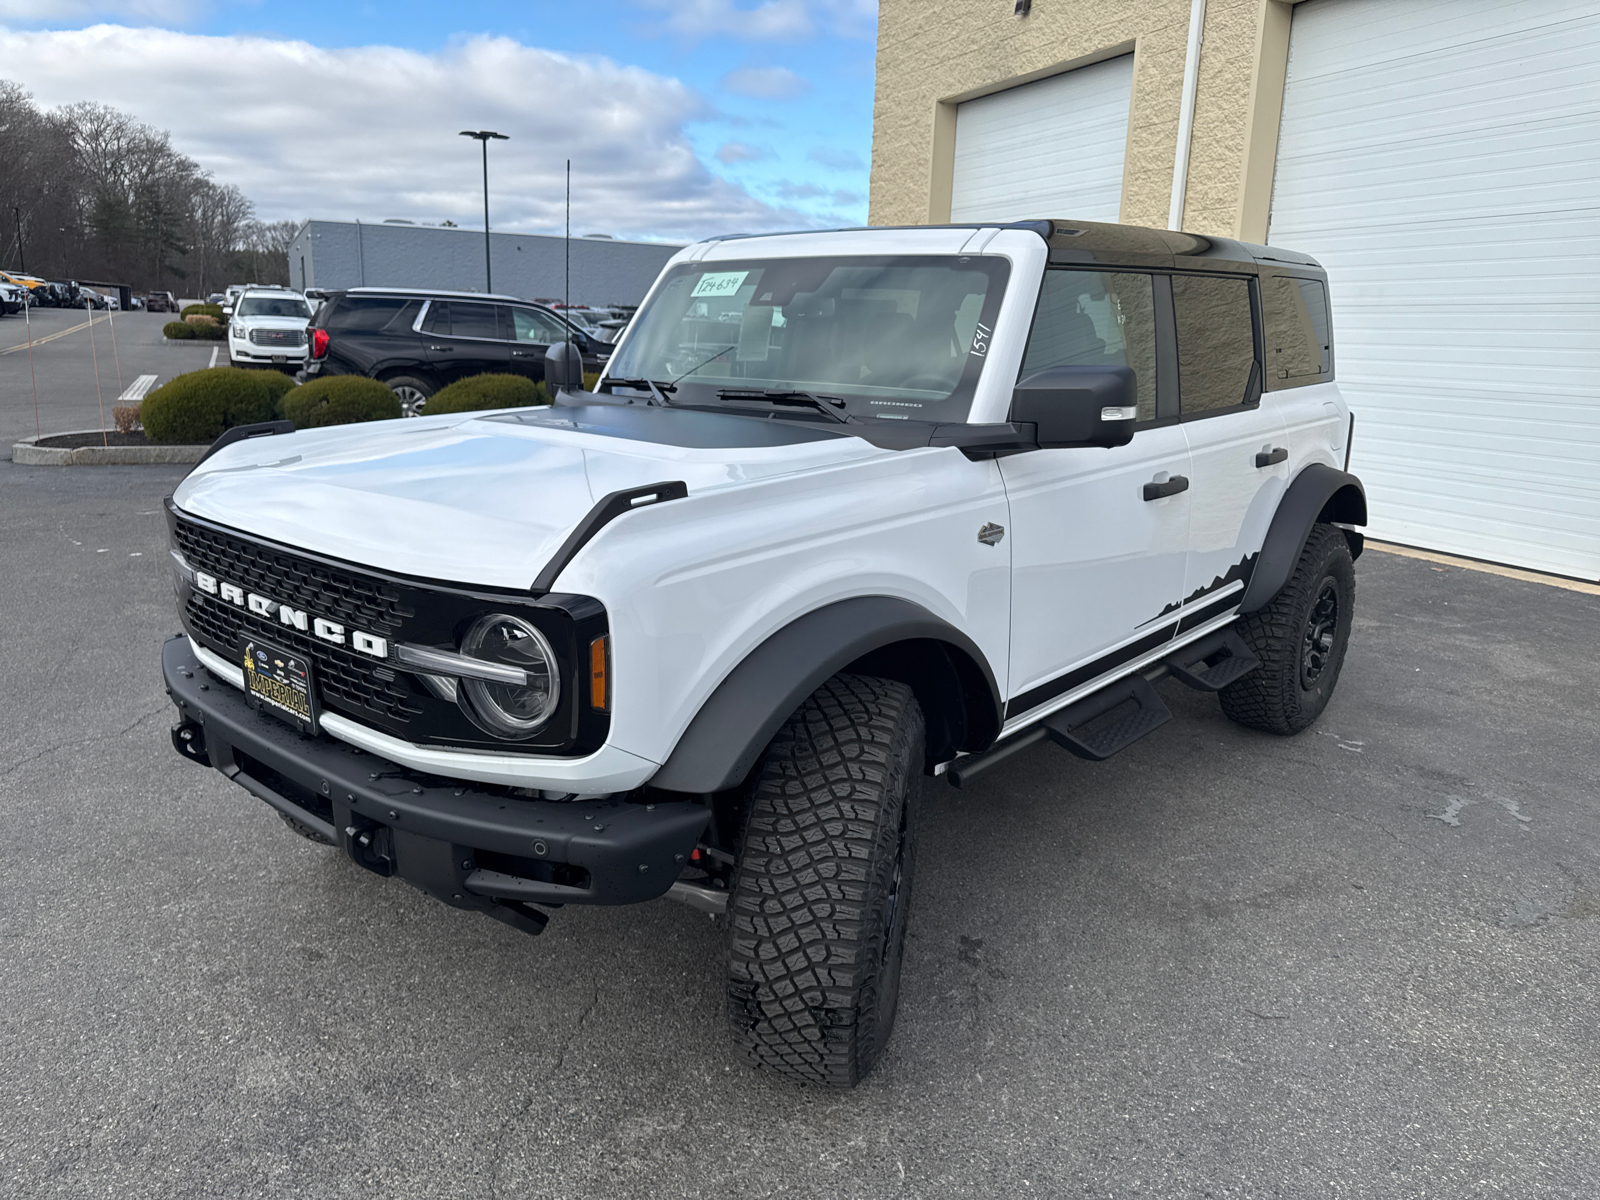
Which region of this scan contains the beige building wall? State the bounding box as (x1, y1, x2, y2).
(870, 0, 1293, 241)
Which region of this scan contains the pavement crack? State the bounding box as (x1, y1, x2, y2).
(487, 980, 601, 1200)
(0, 705, 165, 782)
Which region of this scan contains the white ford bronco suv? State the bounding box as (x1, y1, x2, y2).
(162, 219, 1364, 1087)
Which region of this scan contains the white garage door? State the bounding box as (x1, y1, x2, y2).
(1268, 0, 1600, 580)
(951, 55, 1134, 224)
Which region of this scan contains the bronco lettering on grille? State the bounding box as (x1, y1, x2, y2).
(200, 573, 388, 659)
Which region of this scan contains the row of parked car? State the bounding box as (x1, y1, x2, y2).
(214, 283, 628, 416)
(0, 269, 182, 315)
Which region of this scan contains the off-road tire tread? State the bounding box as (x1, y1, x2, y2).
(1220, 522, 1355, 735)
(725, 674, 922, 1088)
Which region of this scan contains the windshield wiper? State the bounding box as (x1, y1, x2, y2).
(603, 378, 675, 406)
(716, 389, 851, 424)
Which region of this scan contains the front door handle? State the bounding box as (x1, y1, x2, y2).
(1143, 475, 1189, 501)
(511, 349, 538, 358)
(427, 345, 453, 352)
(1255, 447, 1288, 468)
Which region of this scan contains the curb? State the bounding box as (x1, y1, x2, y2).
(13, 430, 207, 466)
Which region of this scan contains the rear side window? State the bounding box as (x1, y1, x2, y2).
(424, 301, 500, 339)
(324, 297, 417, 333)
(1021, 270, 1158, 421)
(1172, 274, 1258, 414)
(1261, 276, 1332, 381)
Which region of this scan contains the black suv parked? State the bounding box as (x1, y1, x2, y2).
(303, 288, 612, 416)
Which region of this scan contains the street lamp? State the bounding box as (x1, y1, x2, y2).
(459, 130, 509, 293)
(12, 206, 24, 273)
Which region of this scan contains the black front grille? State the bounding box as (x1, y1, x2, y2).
(174, 518, 424, 727)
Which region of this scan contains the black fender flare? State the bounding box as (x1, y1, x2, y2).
(1240, 463, 1367, 613)
(649, 596, 1003, 794)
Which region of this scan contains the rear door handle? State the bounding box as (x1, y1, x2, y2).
(1143, 475, 1189, 501)
(427, 344, 453, 352)
(1254, 447, 1288, 468)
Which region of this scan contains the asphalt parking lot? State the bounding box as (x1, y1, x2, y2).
(1, 307, 217, 447)
(1, 461, 1596, 1199)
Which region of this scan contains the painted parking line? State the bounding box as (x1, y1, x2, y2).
(0, 314, 111, 355)
(208, 347, 218, 368)
(118, 374, 158, 402)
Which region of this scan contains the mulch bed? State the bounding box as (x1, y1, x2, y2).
(34, 431, 205, 449)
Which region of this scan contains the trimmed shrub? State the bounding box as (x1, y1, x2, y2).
(140, 368, 280, 444)
(183, 313, 218, 326)
(584, 371, 600, 391)
(113, 405, 142, 434)
(163, 321, 195, 340)
(281, 376, 401, 429)
(193, 321, 227, 340)
(257, 370, 298, 408)
(181, 304, 224, 320)
(425, 373, 550, 415)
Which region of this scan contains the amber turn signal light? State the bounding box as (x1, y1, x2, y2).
(589, 635, 609, 711)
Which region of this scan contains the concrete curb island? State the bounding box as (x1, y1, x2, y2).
(12, 431, 206, 466)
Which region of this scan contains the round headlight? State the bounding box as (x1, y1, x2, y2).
(457, 613, 560, 738)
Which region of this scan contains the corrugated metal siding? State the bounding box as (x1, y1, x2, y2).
(951, 55, 1134, 224)
(1269, 0, 1600, 580)
(297, 222, 682, 308)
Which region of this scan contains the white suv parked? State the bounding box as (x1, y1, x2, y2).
(162, 219, 1364, 1088)
(227, 286, 313, 369)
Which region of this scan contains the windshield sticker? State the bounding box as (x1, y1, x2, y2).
(736, 305, 773, 361)
(691, 271, 749, 298)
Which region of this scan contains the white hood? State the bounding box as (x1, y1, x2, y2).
(172, 406, 892, 590)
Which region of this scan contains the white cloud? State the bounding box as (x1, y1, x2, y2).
(634, 0, 876, 42)
(0, 0, 200, 18)
(720, 65, 809, 99)
(715, 141, 767, 164)
(0, 25, 816, 241)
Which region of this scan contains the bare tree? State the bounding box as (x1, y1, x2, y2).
(1, 81, 286, 294)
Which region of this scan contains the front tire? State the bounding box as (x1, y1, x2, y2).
(726, 674, 923, 1088)
(1220, 522, 1356, 734)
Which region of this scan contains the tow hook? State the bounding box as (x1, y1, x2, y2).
(171, 719, 207, 763)
(343, 818, 396, 877)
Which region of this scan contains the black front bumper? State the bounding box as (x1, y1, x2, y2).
(162, 636, 708, 931)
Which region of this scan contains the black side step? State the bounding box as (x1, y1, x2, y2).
(1042, 674, 1172, 762)
(1164, 627, 1259, 692)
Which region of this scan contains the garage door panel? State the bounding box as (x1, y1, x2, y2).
(950, 55, 1133, 224)
(1271, 0, 1600, 578)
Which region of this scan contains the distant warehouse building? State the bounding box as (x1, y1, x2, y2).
(286, 220, 683, 308)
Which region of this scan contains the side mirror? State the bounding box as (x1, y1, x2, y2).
(544, 339, 585, 391)
(1009, 365, 1138, 449)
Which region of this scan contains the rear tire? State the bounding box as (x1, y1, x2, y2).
(725, 674, 923, 1088)
(1220, 522, 1356, 734)
(384, 375, 434, 418)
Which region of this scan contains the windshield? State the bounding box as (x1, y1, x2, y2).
(237, 296, 311, 319)
(605, 254, 1009, 423)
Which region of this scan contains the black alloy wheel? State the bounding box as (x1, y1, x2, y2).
(1219, 522, 1356, 735)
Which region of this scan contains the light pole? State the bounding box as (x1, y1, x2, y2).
(459, 130, 508, 293)
(13, 206, 24, 273)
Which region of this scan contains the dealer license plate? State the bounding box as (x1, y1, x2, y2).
(243, 638, 319, 734)
(271, 354, 286, 363)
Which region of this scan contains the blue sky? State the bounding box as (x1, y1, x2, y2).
(0, 0, 878, 240)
